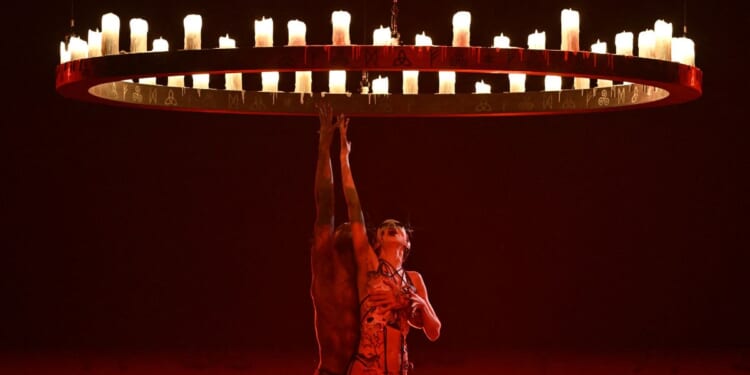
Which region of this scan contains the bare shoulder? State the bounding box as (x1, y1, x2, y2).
(407, 270, 427, 290)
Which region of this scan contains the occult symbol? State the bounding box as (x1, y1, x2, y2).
(364, 50, 378, 67)
(475, 99, 492, 112)
(109, 83, 119, 100)
(131, 85, 143, 103)
(228, 94, 241, 109)
(164, 90, 177, 106)
(597, 89, 611, 106)
(148, 88, 158, 104)
(631, 86, 640, 103)
(392, 50, 411, 67)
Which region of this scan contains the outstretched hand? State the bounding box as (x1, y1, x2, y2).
(337, 113, 351, 158)
(315, 102, 336, 139)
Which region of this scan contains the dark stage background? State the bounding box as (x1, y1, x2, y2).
(2, 0, 749, 373)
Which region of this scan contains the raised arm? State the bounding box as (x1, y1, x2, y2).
(313, 103, 336, 250)
(338, 115, 378, 272)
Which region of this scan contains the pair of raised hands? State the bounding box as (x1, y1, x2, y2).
(317, 102, 351, 157)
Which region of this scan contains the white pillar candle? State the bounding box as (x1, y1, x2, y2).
(638, 29, 656, 58)
(254, 17, 274, 47)
(560, 9, 580, 51)
(573, 77, 590, 89)
(295, 71, 312, 93)
(493, 34, 510, 48)
(331, 11, 351, 45)
(287, 20, 306, 46)
(452, 11, 471, 47)
(129, 18, 148, 53)
(329, 70, 347, 93)
(415, 31, 432, 46)
(88, 29, 102, 57)
(101, 12, 120, 55)
(438, 71, 456, 94)
(527, 30, 546, 50)
(654, 20, 672, 61)
(168, 75, 185, 87)
(508, 73, 526, 93)
(372, 75, 389, 94)
(261, 71, 279, 92)
(59, 41, 70, 63)
(591, 40, 612, 87)
(615, 31, 634, 56)
(544, 75, 562, 91)
(147, 37, 169, 85)
(474, 80, 491, 94)
(373, 25, 392, 46)
(193, 73, 210, 89)
(219, 35, 243, 90)
(671, 36, 695, 66)
(183, 14, 202, 50)
(68, 36, 88, 61)
(402, 70, 419, 95)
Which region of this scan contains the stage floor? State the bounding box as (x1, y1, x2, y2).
(2, 348, 749, 374)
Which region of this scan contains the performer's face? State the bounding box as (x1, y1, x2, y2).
(376, 220, 409, 250)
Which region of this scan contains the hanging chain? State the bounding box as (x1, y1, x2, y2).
(391, 0, 400, 45)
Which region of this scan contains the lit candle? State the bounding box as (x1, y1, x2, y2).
(88, 29, 102, 57)
(591, 40, 612, 87)
(474, 80, 491, 94)
(193, 73, 210, 89)
(373, 25, 392, 46)
(527, 30, 546, 49)
(220, 35, 243, 90)
(544, 75, 562, 91)
(329, 70, 347, 93)
(287, 20, 306, 46)
(331, 11, 351, 45)
(573, 77, 590, 89)
(402, 70, 419, 95)
(508, 73, 526, 93)
(168, 76, 185, 87)
(59, 41, 70, 63)
(295, 71, 312, 94)
(372, 75, 389, 94)
(438, 71, 455, 94)
(183, 14, 202, 50)
(101, 12, 120, 55)
(615, 31, 634, 56)
(254, 17, 274, 47)
(638, 29, 656, 58)
(415, 31, 432, 46)
(129, 18, 148, 53)
(671, 36, 695, 66)
(560, 9, 579, 51)
(452, 11, 471, 47)
(261, 71, 279, 92)
(153, 37, 168, 52)
(493, 33, 510, 48)
(654, 20, 672, 61)
(68, 36, 88, 60)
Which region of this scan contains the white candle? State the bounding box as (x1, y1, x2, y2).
(59, 41, 70, 63)
(402, 70, 419, 95)
(193, 73, 210, 89)
(68, 36, 88, 60)
(331, 11, 351, 45)
(591, 40, 612, 87)
(88, 29, 102, 57)
(574, 77, 590, 89)
(153, 37, 169, 52)
(329, 70, 347, 93)
(255, 17, 274, 47)
(527, 30, 546, 50)
(493, 33, 510, 48)
(287, 20, 306, 46)
(654, 20, 672, 61)
(508, 73, 526, 93)
(638, 29, 656, 58)
(671, 36, 695, 66)
(101, 12, 120, 55)
(220, 35, 243, 90)
(438, 71, 456, 94)
(168, 75, 185, 87)
(372, 75, 389, 94)
(415, 31, 432, 46)
(373, 25, 392, 46)
(452, 11, 471, 47)
(560, 9, 580, 51)
(129, 18, 148, 53)
(295, 71, 312, 93)
(261, 71, 279, 92)
(615, 31, 634, 56)
(544, 75, 562, 91)
(183, 14, 202, 50)
(474, 80, 491, 94)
